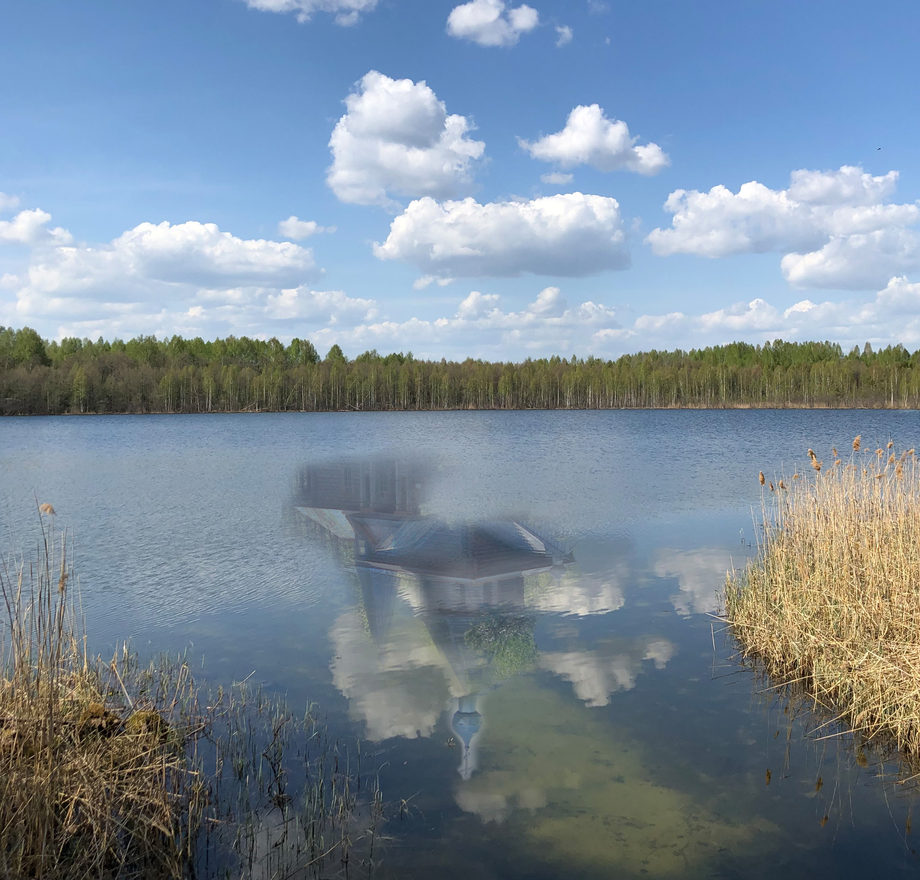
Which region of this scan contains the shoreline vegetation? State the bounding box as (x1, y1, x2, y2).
(5, 327, 920, 414)
(0, 515, 381, 878)
(725, 437, 920, 759)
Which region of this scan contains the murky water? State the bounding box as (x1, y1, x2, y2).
(2, 410, 920, 878)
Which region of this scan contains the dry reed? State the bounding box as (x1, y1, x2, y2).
(0, 515, 382, 878)
(0, 516, 207, 878)
(725, 439, 920, 756)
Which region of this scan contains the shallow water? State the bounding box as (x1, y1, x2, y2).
(2, 409, 920, 878)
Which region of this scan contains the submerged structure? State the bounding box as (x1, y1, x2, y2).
(293, 455, 573, 777)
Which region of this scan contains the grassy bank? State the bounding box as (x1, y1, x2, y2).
(0, 515, 381, 878)
(725, 437, 920, 756)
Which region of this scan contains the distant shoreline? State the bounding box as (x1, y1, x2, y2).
(3, 403, 919, 417)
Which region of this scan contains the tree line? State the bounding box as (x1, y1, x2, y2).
(2, 326, 920, 414)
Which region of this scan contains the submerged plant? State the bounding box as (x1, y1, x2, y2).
(725, 439, 920, 757)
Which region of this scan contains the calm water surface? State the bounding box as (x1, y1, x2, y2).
(2, 410, 920, 878)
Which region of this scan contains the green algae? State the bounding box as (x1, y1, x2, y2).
(456, 677, 778, 878)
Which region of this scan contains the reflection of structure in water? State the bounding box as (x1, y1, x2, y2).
(294, 456, 572, 778)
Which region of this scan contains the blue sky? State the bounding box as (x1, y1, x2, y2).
(2, 0, 919, 359)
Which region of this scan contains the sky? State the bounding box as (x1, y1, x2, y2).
(2, 0, 919, 360)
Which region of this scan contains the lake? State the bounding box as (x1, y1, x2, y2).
(2, 409, 920, 878)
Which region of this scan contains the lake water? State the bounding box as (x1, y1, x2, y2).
(2, 409, 920, 878)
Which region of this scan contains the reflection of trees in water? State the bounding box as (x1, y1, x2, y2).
(464, 615, 538, 682)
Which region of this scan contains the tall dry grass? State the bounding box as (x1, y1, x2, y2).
(0, 515, 207, 878)
(725, 439, 920, 756)
(0, 515, 382, 878)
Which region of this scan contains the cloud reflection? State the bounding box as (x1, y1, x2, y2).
(652, 547, 735, 616)
(541, 636, 676, 707)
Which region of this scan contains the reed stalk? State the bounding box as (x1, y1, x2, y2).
(0, 515, 382, 878)
(726, 440, 920, 756)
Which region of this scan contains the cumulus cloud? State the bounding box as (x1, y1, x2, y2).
(1, 209, 386, 342)
(327, 71, 485, 207)
(648, 165, 920, 290)
(555, 24, 573, 46)
(780, 227, 920, 290)
(447, 0, 539, 47)
(456, 290, 501, 318)
(0, 208, 72, 246)
(102, 221, 315, 288)
(309, 284, 624, 362)
(520, 104, 669, 175)
(277, 216, 333, 239)
(244, 0, 377, 25)
(373, 193, 629, 279)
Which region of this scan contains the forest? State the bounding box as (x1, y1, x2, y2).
(2, 325, 920, 414)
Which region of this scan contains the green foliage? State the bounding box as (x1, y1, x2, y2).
(4, 329, 920, 413)
(465, 615, 538, 679)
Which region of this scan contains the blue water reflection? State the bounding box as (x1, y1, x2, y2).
(2, 410, 920, 877)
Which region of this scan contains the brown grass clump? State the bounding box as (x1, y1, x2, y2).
(726, 437, 920, 756)
(1, 517, 383, 878)
(0, 521, 207, 879)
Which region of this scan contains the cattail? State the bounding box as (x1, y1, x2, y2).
(38, 502, 55, 516)
(759, 471, 766, 486)
(888, 440, 894, 449)
(793, 473, 800, 480)
(769, 482, 775, 491)
(811, 458, 822, 472)
(808, 448, 817, 460)
(832, 447, 838, 458)
(853, 435, 861, 451)
(778, 480, 786, 490)
(888, 454, 896, 465)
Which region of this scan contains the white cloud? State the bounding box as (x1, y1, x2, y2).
(457, 290, 501, 318)
(244, 0, 377, 25)
(373, 193, 629, 279)
(0, 193, 21, 213)
(541, 172, 573, 185)
(277, 215, 333, 239)
(648, 165, 920, 290)
(107, 220, 316, 288)
(520, 104, 669, 175)
(447, 0, 539, 47)
(309, 285, 625, 362)
(412, 274, 455, 290)
(780, 227, 920, 289)
(0, 208, 72, 246)
(327, 71, 485, 207)
(555, 24, 573, 46)
(787, 166, 898, 206)
(264, 286, 375, 321)
(0, 212, 384, 342)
